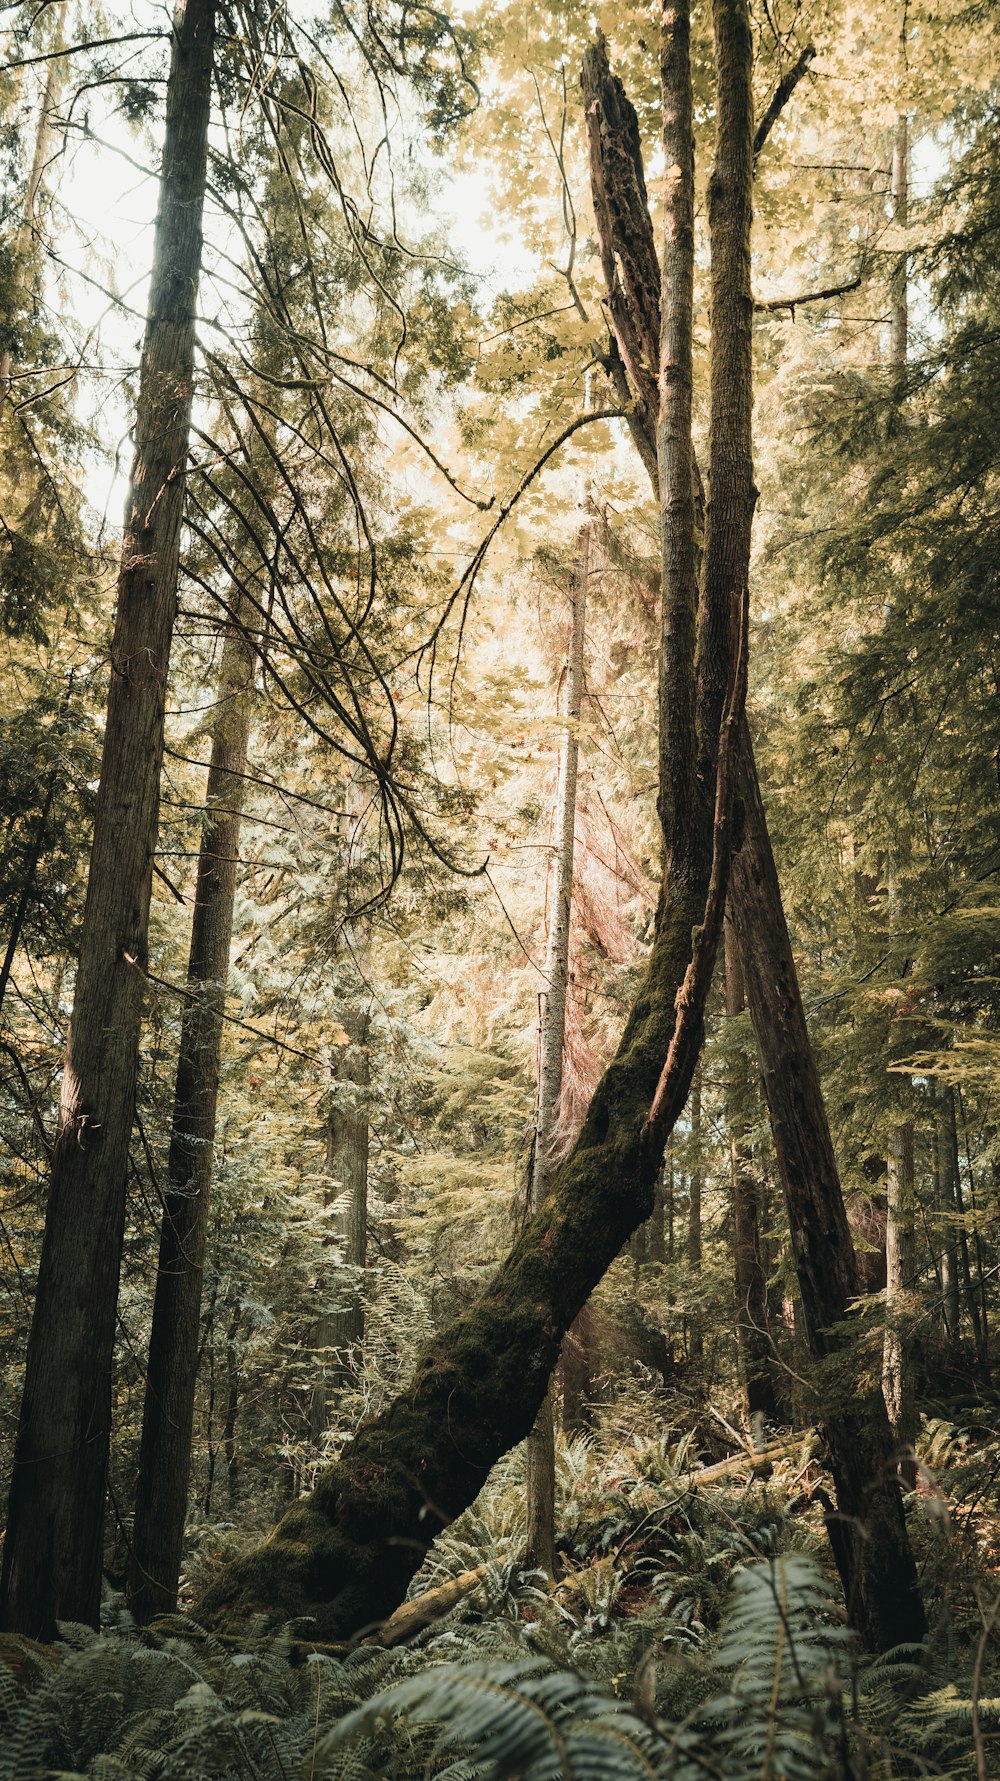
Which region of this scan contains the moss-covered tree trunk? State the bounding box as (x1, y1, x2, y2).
(200, 0, 754, 1642)
(1, 0, 215, 1639)
(582, 22, 925, 1652)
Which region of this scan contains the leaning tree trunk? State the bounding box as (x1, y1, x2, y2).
(524, 386, 591, 1579)
(581, 25, 924, 1651)
(724, 915, 777, 1419)
(128, 605, 254, 1624)
(729, 736, 925, 1650)
(0, 20, 64, 408)
(199, 0, 753, 1642)
(0, 0, 215, 1639)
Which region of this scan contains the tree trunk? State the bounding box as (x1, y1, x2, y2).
(686, 1067, 703, 1363)
(0, 24, 64, 407)
(725, 914, 777, 1419)
(729, 732, 925, 1650)
(936, 1085, 961, 1353)
(883, 1121, 917, 1486)
(1, 0, 215, 1640)
(128, 606, 254, 1623)
(310, 992, 371, 1441)
(525, 416, 590, 1579)
(199, 3, 755, 1642)
(581, 23, 924, 1652)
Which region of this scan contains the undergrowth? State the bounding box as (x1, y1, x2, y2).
(1, 1418, 998, 1779)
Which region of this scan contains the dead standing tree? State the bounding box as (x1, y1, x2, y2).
(200, 0, 756, 1642)
(581, 22, 924, 1649)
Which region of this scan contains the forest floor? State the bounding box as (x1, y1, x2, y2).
(2, 1401, 999, 1778)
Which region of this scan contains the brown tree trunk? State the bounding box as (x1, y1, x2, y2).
(1, 0, 215, 1639)
(883, 1121, 917, 1486)
(725, 914, 777, 1419)
(525, 419, 590, 1579)
(128, 607, 254, 1623)
(687, 1067, 703, 1363)
(310, 992, 371, 1441)
(729, 733, 925, 1650)
(581, 22, 924, 1651)
(199, 2, 754, 1642)
(936, 1084, 961, 1353)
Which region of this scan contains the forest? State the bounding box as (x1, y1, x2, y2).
(0, 0, 998, 1773)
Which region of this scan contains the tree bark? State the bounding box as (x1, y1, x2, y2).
(310, 991, 371, 1440)
(725, 914, 777, 1419)
(936, 1084, 961, 1353)
(686, 1066, 703, 1363)
(883, 1120, 917, 1486)
(128, 606, 253, 1623)
(729, 734, 925, 1649)
(1, 0, 215, 1640)
(525, 430, 590, 1579)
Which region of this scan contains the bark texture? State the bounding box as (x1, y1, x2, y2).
(883, 1120, 917, 1484)
(310, 991, 372, 1440)
(1, 0, 215, 1640)
(128, 608, 253, 1623)
(729, 735, 925, 1649)
(725, 916, 777, 1419)
(525, 463, 589, 1578)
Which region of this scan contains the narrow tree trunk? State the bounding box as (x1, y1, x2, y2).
(525, 412, 590, 1579)
(881, 110, 918, 1473)
(725, 914, 777, 1419)
(1, 0, 215, 1640)
(0, 27, 64, 407)
(729, 733, 926, 1650)
(310, 992, 371, 1441)
(687, 1067, 703, 1363)
(883, 1121, 917, 1486)
(128, 607, 253, 1624)
(936, 1085, 961, 1353)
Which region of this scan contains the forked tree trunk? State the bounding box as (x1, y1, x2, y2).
(525, 436, 590, 1579)
(199, 0, 753, 1641)
(724, 915, 777, 1419)
(581, 24, 924, 1651)
(128, 606, 254, 1624)
(1, 0, 215, 1639)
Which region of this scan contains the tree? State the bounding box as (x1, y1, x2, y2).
(128, 599, 255, 1623)
(198, 0, 755, 1642)
(580, 22, 924, 1650)
(524, 388, 591, 1578)
(1, 0, 216, 1638)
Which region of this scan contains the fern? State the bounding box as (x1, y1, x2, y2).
(320, 1556, 854, 1781)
